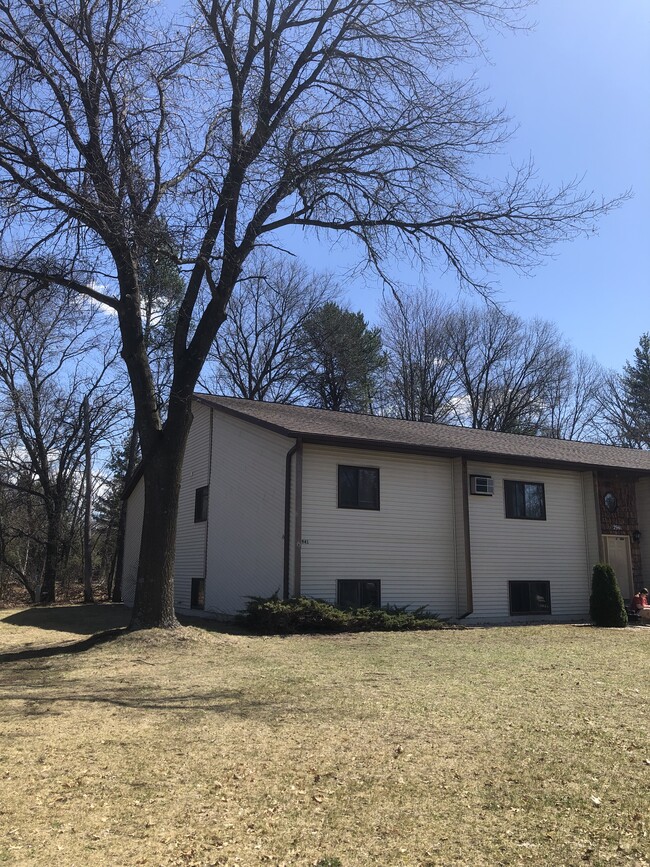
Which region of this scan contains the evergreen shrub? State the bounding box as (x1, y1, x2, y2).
(239, 594, 444, 634)
(589, 563, 628, 628)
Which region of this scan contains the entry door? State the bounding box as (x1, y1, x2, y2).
(602, 535, 633, 599)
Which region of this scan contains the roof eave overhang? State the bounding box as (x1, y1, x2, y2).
(297, 432, 648, 476)
(199, 397, 649, 478)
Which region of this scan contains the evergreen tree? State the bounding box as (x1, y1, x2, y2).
(620, 334, 650, 447)
(589, 563, 628, 628)
(302, 304, 386, 412)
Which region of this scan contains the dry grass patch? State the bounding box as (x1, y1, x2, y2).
(0, 607, 649, 866)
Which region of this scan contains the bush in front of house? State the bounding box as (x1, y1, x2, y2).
(589, 563, 628, 628)
(239, 594, 445, 634)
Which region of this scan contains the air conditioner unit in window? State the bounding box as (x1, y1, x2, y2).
(469, 475, 493, 496)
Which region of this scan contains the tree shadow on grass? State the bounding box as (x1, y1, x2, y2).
(2, 604, 251, 637)
(0, 604, 134, 663)
(0, 677, 296, 724)
(0, 627, 128, 663)
(0, 685, 261, 716)
(1, 604, 130, 634)
(0, 606, 254, 665)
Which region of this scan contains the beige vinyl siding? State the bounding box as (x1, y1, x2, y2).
(206, 412, 290, 615)
(299, 445, 457, 616)
(636, 477, 650, 587)
(121, 476, 144, 607)
(467, 462, 591, 621)
(173, 402, 213, 613)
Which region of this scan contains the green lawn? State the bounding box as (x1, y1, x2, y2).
(0, 607, 648, 866)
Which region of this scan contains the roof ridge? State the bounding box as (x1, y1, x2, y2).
(194, 392, 650, 457)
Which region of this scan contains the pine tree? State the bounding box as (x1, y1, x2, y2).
(620, 334, 650, 447)
(302, 303, 386, 413)
(589, 563, 628, 628)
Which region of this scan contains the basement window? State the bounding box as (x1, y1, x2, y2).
(504, 480, 546, 520)
(337, 579, 381, 610)
(194, 486, 209, 523)
(338, 466, 380, 510)
(191, 577, 205, 610)
(508, 581, 551, 616)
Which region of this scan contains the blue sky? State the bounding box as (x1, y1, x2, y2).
(280, 0, 650, 372)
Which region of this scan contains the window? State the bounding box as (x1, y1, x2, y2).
(338, 465, 380, 510)
(504, 480, 546, 520)
(509, 581, 551, 616)
(191, 577, 205, 610)
(337, 579, 381, 609)
(194, 486, 209, 523)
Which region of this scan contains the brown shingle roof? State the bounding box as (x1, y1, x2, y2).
(196, 394, 650, 473)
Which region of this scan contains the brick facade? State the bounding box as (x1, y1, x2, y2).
(597, 473, 643, 588)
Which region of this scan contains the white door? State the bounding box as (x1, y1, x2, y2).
(602, 535, 633, 600)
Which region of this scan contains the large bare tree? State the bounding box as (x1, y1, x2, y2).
(445, 306, 569, 433)
(539, 350, 607, 442)
(380, 290, 458, 422)
(208, 254, 339, 402)
(0, 0, 621, 627)
(379, 294, 607, 438)
(0, 280, 121, 602)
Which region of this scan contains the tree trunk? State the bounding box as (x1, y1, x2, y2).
(129, 420, 191, 629)
(40, 505, 62, 604)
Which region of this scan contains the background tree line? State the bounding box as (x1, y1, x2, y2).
(0, 0, 624, 628)
(0, 278, 128, 604)
(0, 227, 185, 605)
(206, 255, 647, 446)
(0, 253, 647, 606)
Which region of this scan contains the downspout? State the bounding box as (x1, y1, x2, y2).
(458, 456, 474, 619)
(294, 438, 303, 597)
(283, 440, 298, 600)
(203, 408, 214, 598)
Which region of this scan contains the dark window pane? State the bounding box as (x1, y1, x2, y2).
(358, 468, 379, 509)
(337, 579, 381, 609)
(509, 581, 551, 615)
(338, 466, 380, 510)
(194, 486, 209, 522)
(530, 581, 551, 613)
(191, 577, 205, 610)
(509, 581, 528, 614)
(359, 580, 381, 608)
(338, 466, 358, 508)
(338, 580, 360, 609)
(504, 480, 521, 518)
(525, 484, 545, 519)
(505, 481, 545, 520)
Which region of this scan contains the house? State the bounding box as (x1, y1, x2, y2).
(122, 395, 650, 622)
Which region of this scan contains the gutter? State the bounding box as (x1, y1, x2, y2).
(459, 456, 474, 618)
